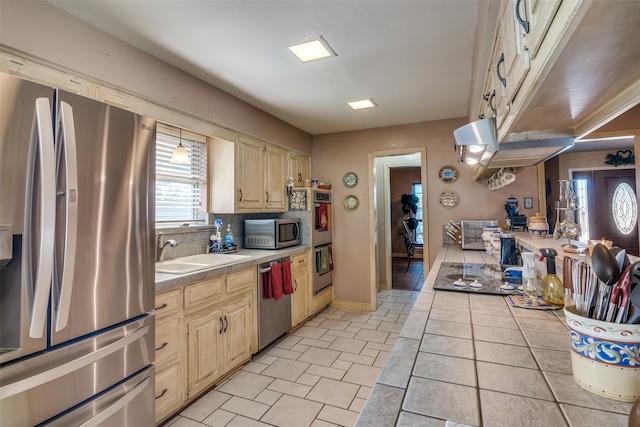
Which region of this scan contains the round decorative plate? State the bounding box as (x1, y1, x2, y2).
(344, 195, 359, 210)
(439, 166, 458, 183)
(439, 190, 459, 208)
(343, 172, 358, 188)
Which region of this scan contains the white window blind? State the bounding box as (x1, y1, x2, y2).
(156, 123, 208, 224)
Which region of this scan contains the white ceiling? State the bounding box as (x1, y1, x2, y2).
(49, 0, 480, 135)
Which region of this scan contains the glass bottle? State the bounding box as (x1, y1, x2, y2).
(540, 248, 564, 308)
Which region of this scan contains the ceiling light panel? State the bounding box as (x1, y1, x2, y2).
(347, 98, 378, 110)
(288, 36, 336, 62)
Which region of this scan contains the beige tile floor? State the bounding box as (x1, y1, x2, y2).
(165, 289, 418, 427)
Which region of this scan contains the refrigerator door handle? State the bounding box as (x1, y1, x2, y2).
(0, 324, 150, 399)
(24, 98, 56, 339)
(53, 101, 78, 332)
(75, 377, 151, 427)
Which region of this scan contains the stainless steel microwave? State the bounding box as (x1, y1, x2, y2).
(244, 218, 301, 249)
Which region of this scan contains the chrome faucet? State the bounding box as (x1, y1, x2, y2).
(157, 233, 178, 262)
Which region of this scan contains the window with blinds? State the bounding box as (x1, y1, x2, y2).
(156, 123, 208, 224)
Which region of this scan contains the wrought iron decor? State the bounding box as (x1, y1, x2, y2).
(605, 150, 634, 167)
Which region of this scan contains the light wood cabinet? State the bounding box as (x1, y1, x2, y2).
(154, 266, 257, 422)
(523, 0, 562, 60)
(312, 285, 333, 316)
(289, 152, 311, 186)
(155, 362, 183, 422)
(209, 135, 288, 213)
(236, 136, 265, 210)
(500, 0, 530, 104)
(222, 296, 253, 367)
(154, 289, 184, 424)
(263, 143, 288, 210)
(291, 252, 311, 327)
(186, 307, 224, 397)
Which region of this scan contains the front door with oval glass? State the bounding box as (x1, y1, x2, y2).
(574, 169, 638, 256)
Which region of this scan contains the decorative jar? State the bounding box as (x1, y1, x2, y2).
(564, 305, 640, 401)
(528, 213, 548, 239)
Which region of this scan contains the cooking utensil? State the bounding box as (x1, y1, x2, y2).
(611, 247, 630, 272)
(606, 263, 632, 323)
(626, 261, 640, 324)
(591, 243, 620, 320)
(591, 243, 620, 286)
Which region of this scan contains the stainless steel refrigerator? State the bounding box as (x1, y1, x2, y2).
(0, 73, 156, 426)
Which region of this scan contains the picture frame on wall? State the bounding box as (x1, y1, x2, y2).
(524, 197, 533, 209)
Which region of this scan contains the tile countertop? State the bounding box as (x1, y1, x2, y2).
(356, 244, 634, 427)
(155, 245, 310, 292)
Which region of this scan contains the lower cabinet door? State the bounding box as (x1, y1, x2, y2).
(223, 294, 252, 368)
(155, 362, 183, 423)
(187, 308, 224, 398)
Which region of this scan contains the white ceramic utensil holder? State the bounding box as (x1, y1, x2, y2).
(564, 304, 640, 401)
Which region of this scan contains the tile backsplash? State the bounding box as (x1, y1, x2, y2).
(155, 212, 297, 261)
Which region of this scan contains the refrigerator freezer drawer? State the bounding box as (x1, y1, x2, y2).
(0, 315, 154, 427)
(42, 366, 155, 427)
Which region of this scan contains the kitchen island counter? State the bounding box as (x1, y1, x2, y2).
(356, 244, 633, 426)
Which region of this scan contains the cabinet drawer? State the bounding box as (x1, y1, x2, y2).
(226, 267, 256, 294)
(155, 316, 181, 367)
(155, 289, 181, 320)
(184, 276, 225, 310)
(291, 253, 309, 271)
(155, 362, 183, 422)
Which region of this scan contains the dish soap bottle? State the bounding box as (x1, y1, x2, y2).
(224, 224, 234, 246)
(540, 248, 564, 308)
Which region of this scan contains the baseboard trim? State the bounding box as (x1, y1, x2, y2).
(331, 299, 376, 312)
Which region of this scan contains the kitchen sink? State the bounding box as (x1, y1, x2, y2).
(155, 253, 252, 275)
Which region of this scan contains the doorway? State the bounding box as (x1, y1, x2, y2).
(390, 167, 424, 291)
(368, 148, 428, 308)
(572, 168, 638, 256)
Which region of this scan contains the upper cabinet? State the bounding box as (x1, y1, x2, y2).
(289, 152, 311, 187)
(209, 135, 297, 213)
(476, 0, 640, 142)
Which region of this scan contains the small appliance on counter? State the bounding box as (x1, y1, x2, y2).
(500, 232, 520, 267)
(244, 218, 301, 249)
(461, 220, 498, 250)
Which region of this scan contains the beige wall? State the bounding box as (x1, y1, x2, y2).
(312, 119, 540, 307)
(0, 1, 312, 153)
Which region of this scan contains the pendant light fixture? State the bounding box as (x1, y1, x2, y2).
(170, 128, 190, 165)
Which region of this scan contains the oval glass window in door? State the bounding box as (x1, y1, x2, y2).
(612, 182, 637, 235)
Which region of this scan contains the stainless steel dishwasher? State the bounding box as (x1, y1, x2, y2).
(257, 257, 292, 352)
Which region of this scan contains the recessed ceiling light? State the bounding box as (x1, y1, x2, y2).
(287, 36, 336, 62)
(468, 145, 485, 153)
(347, 98, 378, 110)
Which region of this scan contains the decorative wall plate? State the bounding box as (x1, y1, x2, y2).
(344, 195, 359, 210)
(439, 190, 458, 208)
(343, 172, 358, 188)
(439, 166, 458, 183)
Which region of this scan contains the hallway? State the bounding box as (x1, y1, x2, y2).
(391, 256, 424, 292)
(164, 289, 418, 427)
